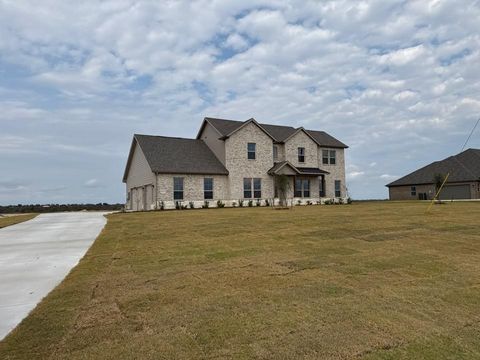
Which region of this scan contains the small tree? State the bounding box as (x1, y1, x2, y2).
(433, 173, 446, 192)
(275, 174, 291, 207)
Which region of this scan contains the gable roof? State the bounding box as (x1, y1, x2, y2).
(386, 148, 480, 187)
(198, 117, 348, 148)
(123, 134, 228, 182)
(267, 161, 330, 176)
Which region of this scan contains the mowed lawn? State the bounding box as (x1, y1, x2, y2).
(1, 202, 480, 359)
(0, 214, 37, 229)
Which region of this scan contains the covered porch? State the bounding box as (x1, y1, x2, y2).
(268, 161, 329, 201)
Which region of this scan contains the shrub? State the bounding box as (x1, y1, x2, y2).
(175, 201, 181, 210)
(232, 201, 237, 208)
(265, 199, 270, 207)
(217, 200, 225, 208)
(160, 201, 165, 210)
(297, 200, 302, 205)
(248, 200, 253, 207)
(307, 200, 312, 205)
(347, 197, 353, 204)
(256, 199, 261, 207)
(238, 200, 244, 207)
(202, 201, 210, 209)
(189, 201, 195, 209)
(324, 199, 333, 205)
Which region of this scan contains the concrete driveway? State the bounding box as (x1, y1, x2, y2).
(0, 212, 108, 340)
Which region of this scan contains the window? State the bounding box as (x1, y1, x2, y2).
(298, 147, 305, 163)
(411, 186, 416, 196)
(330, 150, 336, 165)
(204, 178, 213, 199)
(273, 145, 278, 161)
(243, 178, 252, 198)
(173, 177, 184, 200)
(322, 150, 329, 164)
(319, 178, 325, 197)
(295, 178, 310, 198)
(247, 143, 256, 160)
(335, 180, 341, 197)
(322, 149, 336, 165)
(253, 178, 262, 198)
(244, 178, 262, 198)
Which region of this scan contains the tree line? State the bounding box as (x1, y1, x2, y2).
(0, 203, 124, 214)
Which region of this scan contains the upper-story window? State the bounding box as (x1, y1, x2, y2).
(173, 177, 184, 200)
(273, 145, 278, 161)
(298, 147, 305, 163)
(322, 149, 336, 165)
(247, 143, 256, 160)
(204, 178, 213, 199)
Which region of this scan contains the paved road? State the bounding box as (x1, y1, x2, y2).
(0, 212, 108, 340)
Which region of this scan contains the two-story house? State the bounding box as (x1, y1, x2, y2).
(123, 117, 348, 210)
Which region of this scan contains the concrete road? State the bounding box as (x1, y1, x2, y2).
(0, 212, 108, 340)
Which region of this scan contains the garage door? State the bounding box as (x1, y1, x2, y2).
(438, 184, 471, 200)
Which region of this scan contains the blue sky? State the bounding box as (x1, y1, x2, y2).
(1, 0, 479, 204)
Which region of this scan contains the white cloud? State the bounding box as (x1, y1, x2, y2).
(378, 45, 427, 66)
(0, 0, 480, 203)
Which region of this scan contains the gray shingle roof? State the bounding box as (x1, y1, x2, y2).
(386, 149, 480, 187)
(129, 134, 228, 178)
(203, 117, 348, 148)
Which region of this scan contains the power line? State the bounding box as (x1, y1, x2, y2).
(460, 117, 480, 152)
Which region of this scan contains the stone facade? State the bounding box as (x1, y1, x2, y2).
(285, 130, 318, 168)
(156, 174, 229, 209)
(225, 122, 275, 200)
(319, 147, 346, 198)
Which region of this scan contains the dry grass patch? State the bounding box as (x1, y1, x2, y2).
(0, 214, 37, 229)
(1, 202, 480, 359)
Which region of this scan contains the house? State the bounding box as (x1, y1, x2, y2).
(386, 148, 480, 200)
(123, 117, 348, 210)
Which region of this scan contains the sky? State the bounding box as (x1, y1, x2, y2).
(1, 0, 480, 205)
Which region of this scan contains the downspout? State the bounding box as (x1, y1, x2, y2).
(155, 173, 158, 210)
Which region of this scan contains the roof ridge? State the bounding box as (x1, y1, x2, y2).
(135, 134, 198, 141)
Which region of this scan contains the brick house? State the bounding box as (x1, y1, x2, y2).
(386, 148, 480, 200)
(123, 117, 348, 210)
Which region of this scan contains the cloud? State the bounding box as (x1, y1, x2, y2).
(0, 0, 480, 204)
(84, 179, 101, 188)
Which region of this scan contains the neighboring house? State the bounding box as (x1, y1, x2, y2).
(386, 148, 480, 200)
(123, 117, 348, 210)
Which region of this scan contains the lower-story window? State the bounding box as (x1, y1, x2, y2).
(244, 178, 262, 198)
(173, 177, 184, 200)
(295, 178, 310, 197)
(204, 177, 213, 199)
(411, 186, 416, 196)
(319, 178, 325, 197)
(335, 180, 341, 197)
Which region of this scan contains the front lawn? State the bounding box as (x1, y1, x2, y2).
(0, 214, 37, 229)
(1, 202, 479, 359)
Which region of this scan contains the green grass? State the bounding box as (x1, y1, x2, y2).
(1, 202, 480, 359)
(0, 214, 37, 229)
